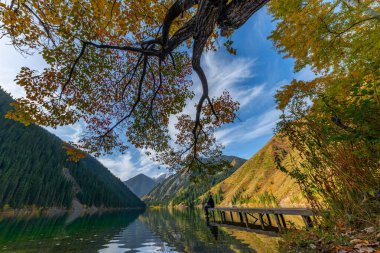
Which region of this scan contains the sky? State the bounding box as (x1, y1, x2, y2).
(0, 6, 314, 181)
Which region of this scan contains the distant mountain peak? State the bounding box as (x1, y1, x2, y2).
(124, 174, 158, 198)
(134, 173, 151, 178)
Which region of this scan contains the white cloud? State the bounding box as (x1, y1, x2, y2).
(98, 149, 167, 181)
(99, 153, 136, 181)
(215, 108, 280, 146)
(237, 85, 265, 107)
(202, 52, 260, 103)
(45, 123, 84, 143)
(180, 51, 280, 149)
(168, 51, 262, 139)
(0, 39, 45, 98)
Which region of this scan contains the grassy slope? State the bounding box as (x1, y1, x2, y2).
(204, 137, 306, 207)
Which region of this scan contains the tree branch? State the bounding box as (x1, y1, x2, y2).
(85, 41, 159, 55)
(60, 43, 88, 99)
(101, 55, 149, 137)
(121, 54, 144, 99)
(162, 0, 196, 47)
(191, 0, 222, 156)
(150, 59, 163, 116)
(217, 0, 269, 30)
(22, 3, 57, 47)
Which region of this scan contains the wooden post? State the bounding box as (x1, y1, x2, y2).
(239, 212, 244, 223)
(274, 214, 283, 233)
(244, 213, 249, 228)
(266, 213, 272, 226)
(219, 211, 224, 222)
(302, 215, 313, 228)
(258, 213, 265, 230)
(230, 211, 234, 222)
(280, 214, 287, 229)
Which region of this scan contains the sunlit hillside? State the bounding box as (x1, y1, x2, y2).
(143, 156, 246, 206)
(203, 137, 307, 208)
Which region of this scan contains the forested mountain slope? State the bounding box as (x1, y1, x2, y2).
(143, 156, 246, 206)
(124, 174, 157, 197)
(204, 137, 306, 207)
(0, 88, 144, 209)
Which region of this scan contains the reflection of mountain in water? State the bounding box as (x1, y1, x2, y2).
(140, 208, 257, 253)
(0, 210, 142, 252)
(100, 219, 177, 253)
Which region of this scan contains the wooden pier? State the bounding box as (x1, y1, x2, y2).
(207, 207, 314, 233)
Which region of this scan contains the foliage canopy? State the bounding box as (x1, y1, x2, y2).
(0, 0, 267, 174)
(269, 0, 379, 222)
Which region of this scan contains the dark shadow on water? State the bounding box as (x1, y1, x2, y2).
(206, 215, 219, 240)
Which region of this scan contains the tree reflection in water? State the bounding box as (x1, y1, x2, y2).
(0, 208, 279, 252)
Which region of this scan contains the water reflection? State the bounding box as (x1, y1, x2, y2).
(0, 208, 279, 252)
(100, 218, 176, 253)
(0, 210, 143, 252)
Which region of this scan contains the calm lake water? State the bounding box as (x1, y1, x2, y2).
(0, 208, 280, 253)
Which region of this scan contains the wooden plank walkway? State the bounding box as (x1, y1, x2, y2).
(208, 207, 314, 233)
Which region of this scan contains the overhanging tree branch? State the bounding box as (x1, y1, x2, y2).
(8, 0, 270, 161)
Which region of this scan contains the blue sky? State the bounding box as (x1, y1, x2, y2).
(0, 6, 313, 180)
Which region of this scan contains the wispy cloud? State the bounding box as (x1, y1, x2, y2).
(46, 123, 84, 143)
(98, 153, 136, 181)
(215, 108, 280, 146)
(168, 51, 262, 139)
(201, 52, 261, 106)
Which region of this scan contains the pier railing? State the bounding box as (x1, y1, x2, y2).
(207, 207, 314, 232)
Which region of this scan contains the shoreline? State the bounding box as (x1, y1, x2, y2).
(0, 205, 146, 219)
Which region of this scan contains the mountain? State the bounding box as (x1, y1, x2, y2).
(153, 173, 167, 184)
(124, 174, 158, 198)
(0, 87, 144, 209)
(143, 156, 246, 207)
(203, 137, 306, 207)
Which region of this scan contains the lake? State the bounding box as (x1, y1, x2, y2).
(0, 208, 280, 252)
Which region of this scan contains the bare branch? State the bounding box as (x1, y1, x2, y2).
(85, 41, 159, 55)
(101, 55, 148, 138)
(21, 3, 57, 47)
(121, 54, 144, 99)
(150, 59, 163, 115)
(60, 43, 88, 99)
(168, 52, 176, 69)
(207, 96, 219, 120)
